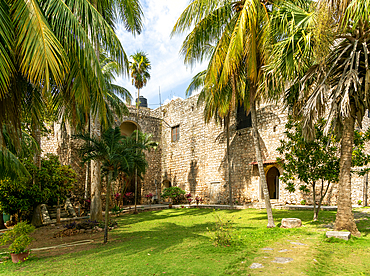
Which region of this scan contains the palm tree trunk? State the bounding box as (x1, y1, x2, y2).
(334, 106, 360, 236)
(104, 171, 112, 243)
(250, 87, 275, 228)
(134, 88, 140, 214)
(90, 115, 103, 221)
(226, 113, 233, 207)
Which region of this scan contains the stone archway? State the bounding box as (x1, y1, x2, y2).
(162, 180, 171, 190)
(120, 121, 139, 136)
(266, 167, 280, 199)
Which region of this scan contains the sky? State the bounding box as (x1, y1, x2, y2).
(114, 0, 206, 108)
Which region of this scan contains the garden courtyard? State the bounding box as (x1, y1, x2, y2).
(1, 207, 370, 275)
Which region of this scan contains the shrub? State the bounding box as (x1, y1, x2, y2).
(0, 154, 76, 220)
(0, 222, 35, 254)
(161, 187, 185, 204)
(301, 199, 307, 205)
(207, 210, 234, 247)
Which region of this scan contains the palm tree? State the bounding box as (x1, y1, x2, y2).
(77, 127, 134, 243)
(269, 0, 369, 236)
(76, 127, 157, 242)
(172, 0, 275, 227)
(129, 51, 151, 213)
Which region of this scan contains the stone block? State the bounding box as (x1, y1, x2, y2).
(326, 231, 351, 241)
(281, 218, 302, 228)
(250, 263, 264, 269)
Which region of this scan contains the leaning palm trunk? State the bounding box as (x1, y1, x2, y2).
(334, 106, 360, 236)
(250, 88, 275, 228)
(226, 113, 233, 206)
(104, 171, 113, 243)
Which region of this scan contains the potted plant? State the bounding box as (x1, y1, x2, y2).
(0, 221, 35, 263)
(161, 187, 185, 208)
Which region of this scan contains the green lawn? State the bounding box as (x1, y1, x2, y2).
(1, 208, 370, 275)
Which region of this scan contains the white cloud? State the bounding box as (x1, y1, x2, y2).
(114, 0, 206, 108)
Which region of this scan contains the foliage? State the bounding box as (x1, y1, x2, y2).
(352, 128, 370, 176)
(161, 187, 185, 204)
(0, 154, 76, 217)
(277, 118, 340, 194)
(207, 210, 234, 247)
(277, 118, 340, 219)
(0, 179, 40, 217)
(0, 222, 35, 254)
(129, 51, 151, 90)
(25, 154, 76, 205)
(301, 200, 307, 205)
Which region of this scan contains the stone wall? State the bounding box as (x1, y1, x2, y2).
(41, 95, 370, 207)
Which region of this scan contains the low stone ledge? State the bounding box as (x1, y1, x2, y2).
(326, 231, 351, 241)
(281, 218, 302, 228)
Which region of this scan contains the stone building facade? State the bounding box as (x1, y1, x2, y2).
(42, 94, 370, 206)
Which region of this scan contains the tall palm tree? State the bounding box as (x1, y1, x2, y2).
(129, 51, 151, 213)
(172, 0, 275, 227)
(269, 0, 370, 236)
(85, 0, 143, 221)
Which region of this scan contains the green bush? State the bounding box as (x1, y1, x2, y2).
(0, 154, 76, 219)
(161, 187, 185, 204)
(0, 222, 35, 254)
(207, 210, 235, 247)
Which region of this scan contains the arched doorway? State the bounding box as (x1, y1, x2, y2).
(120, 121, 139, 136)
(266, 167, 280, 199)
(162, 180, 171, 190)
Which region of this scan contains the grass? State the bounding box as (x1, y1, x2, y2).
(1, 208, 370, 275)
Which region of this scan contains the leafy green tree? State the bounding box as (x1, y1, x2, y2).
(269, 0, 370, 235)
(277, 118, 340, 220)
(172, 0, 275, 227)
(0, 154, 76, 224)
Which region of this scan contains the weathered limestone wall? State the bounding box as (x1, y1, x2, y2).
(41, 94, 370, 207)
(156, 95, 370, 206)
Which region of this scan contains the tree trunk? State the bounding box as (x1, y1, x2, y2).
(0, 212, 6, 229)
(250, 87, 275, 228)
(334, 105, 360, 236)
(31, 204, 43, 227)
(226, 113, 233, 207)
(56, 196, 61, 224)
(104, 171, 112, 243)
(312, 181, 317, 221)
(364, 173, 368, 206)
(90, 115, 103, 221)
(134, 88, 140, 214)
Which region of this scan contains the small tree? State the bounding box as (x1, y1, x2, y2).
(77, 127, 157, 243)
(277, 118, 340, 220)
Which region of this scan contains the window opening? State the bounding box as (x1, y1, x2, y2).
(171, 125, 180, 142)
